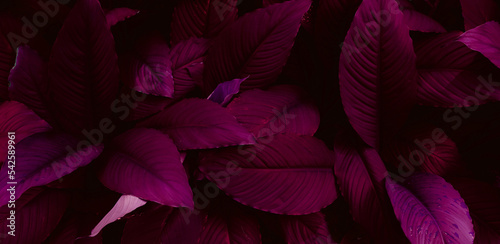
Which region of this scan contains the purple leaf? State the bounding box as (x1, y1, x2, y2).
(227, 85, 320, 137)
(207, 76, 247, 106)
(202, 0, 311, 95)
(90, 195, 147, 237)
(459, 0, 500, 30)
(105, 7, 139, 27)
(280, 212, 333, 244)
(0, 101, 52, 165)
(161, 208, 203, 244)
(458, 21, 500, 69)
(334, 132, 408, 242)
(415, 31, 500, 107)
(402, 9, 446, 33)
(48, 0, 120, 136)
(0, 131, 103, 206)
(199, 134, 336, 215)
(8, 45, 51, 121)
(98, 128, 193, 208)
(170, 0, 238, 45)
(339, 0, 418, 149)
(170, 38, 210, 99)
(121, 35, 174, 98)
(0, 189, 70, 244)
(386, 173, 475, 244)
(138, 98, 255, 150)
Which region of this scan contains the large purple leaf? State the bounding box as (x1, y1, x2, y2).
(202, 0, 311, 95)
(90, 195, 147, 237)
(339, 0, 418, 150)
(334, 132, 408, 242)
(0, 101, 51, 164)
(459, 0, 500, 30)
(98, 128, 193, 208)
(170, 0, 238, 45)
(0, 131, 103, 206)
(0, 189, 70, 244)
(280, 212, 333, 243)
(160, 208, 203, 244)
(386, 173, 474, 244)
(199, 134, 336, 215)
(8, 45, 51, 121)
(48, 0, 120, 136)
(207, 77, 247, 106)
(415, 31, 500, 107)
(458, 21, 500, 69)
(121, 35, 174, 98)
(226, 85, 320, 137)
(137, 98, 254, 150)
(169, 38, 210, 99)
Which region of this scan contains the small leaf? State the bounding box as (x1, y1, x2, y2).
(90, 195, 147, 237)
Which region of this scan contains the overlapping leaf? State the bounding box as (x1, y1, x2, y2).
(200, 134, 336, 214)
(0, 189, 70, 244)
(48, 0, 120, 136)
(170, 0, 238, 45)
(203, 0, 311, 94)
(227, 85, 319, 137)
(386, 173, 474, 244)
(8, 45, 51, 121)
(0, 131, 103, 206)
(99, 128, 193, 208)
(0, 101, 51, 164)
(121, 35, 174, 98)
(280, 212, 333, 243)
(459, 0, 500, 30)
(339, 0, 417, 149)
(415, 31, 500, 107)
(459, 21, 500, 69)
(170, 38, 210, 99)
(334, 132, 408, 242)
(138, 98, 254, 150)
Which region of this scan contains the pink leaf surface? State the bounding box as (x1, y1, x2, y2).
(90, 195, 146, 237)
